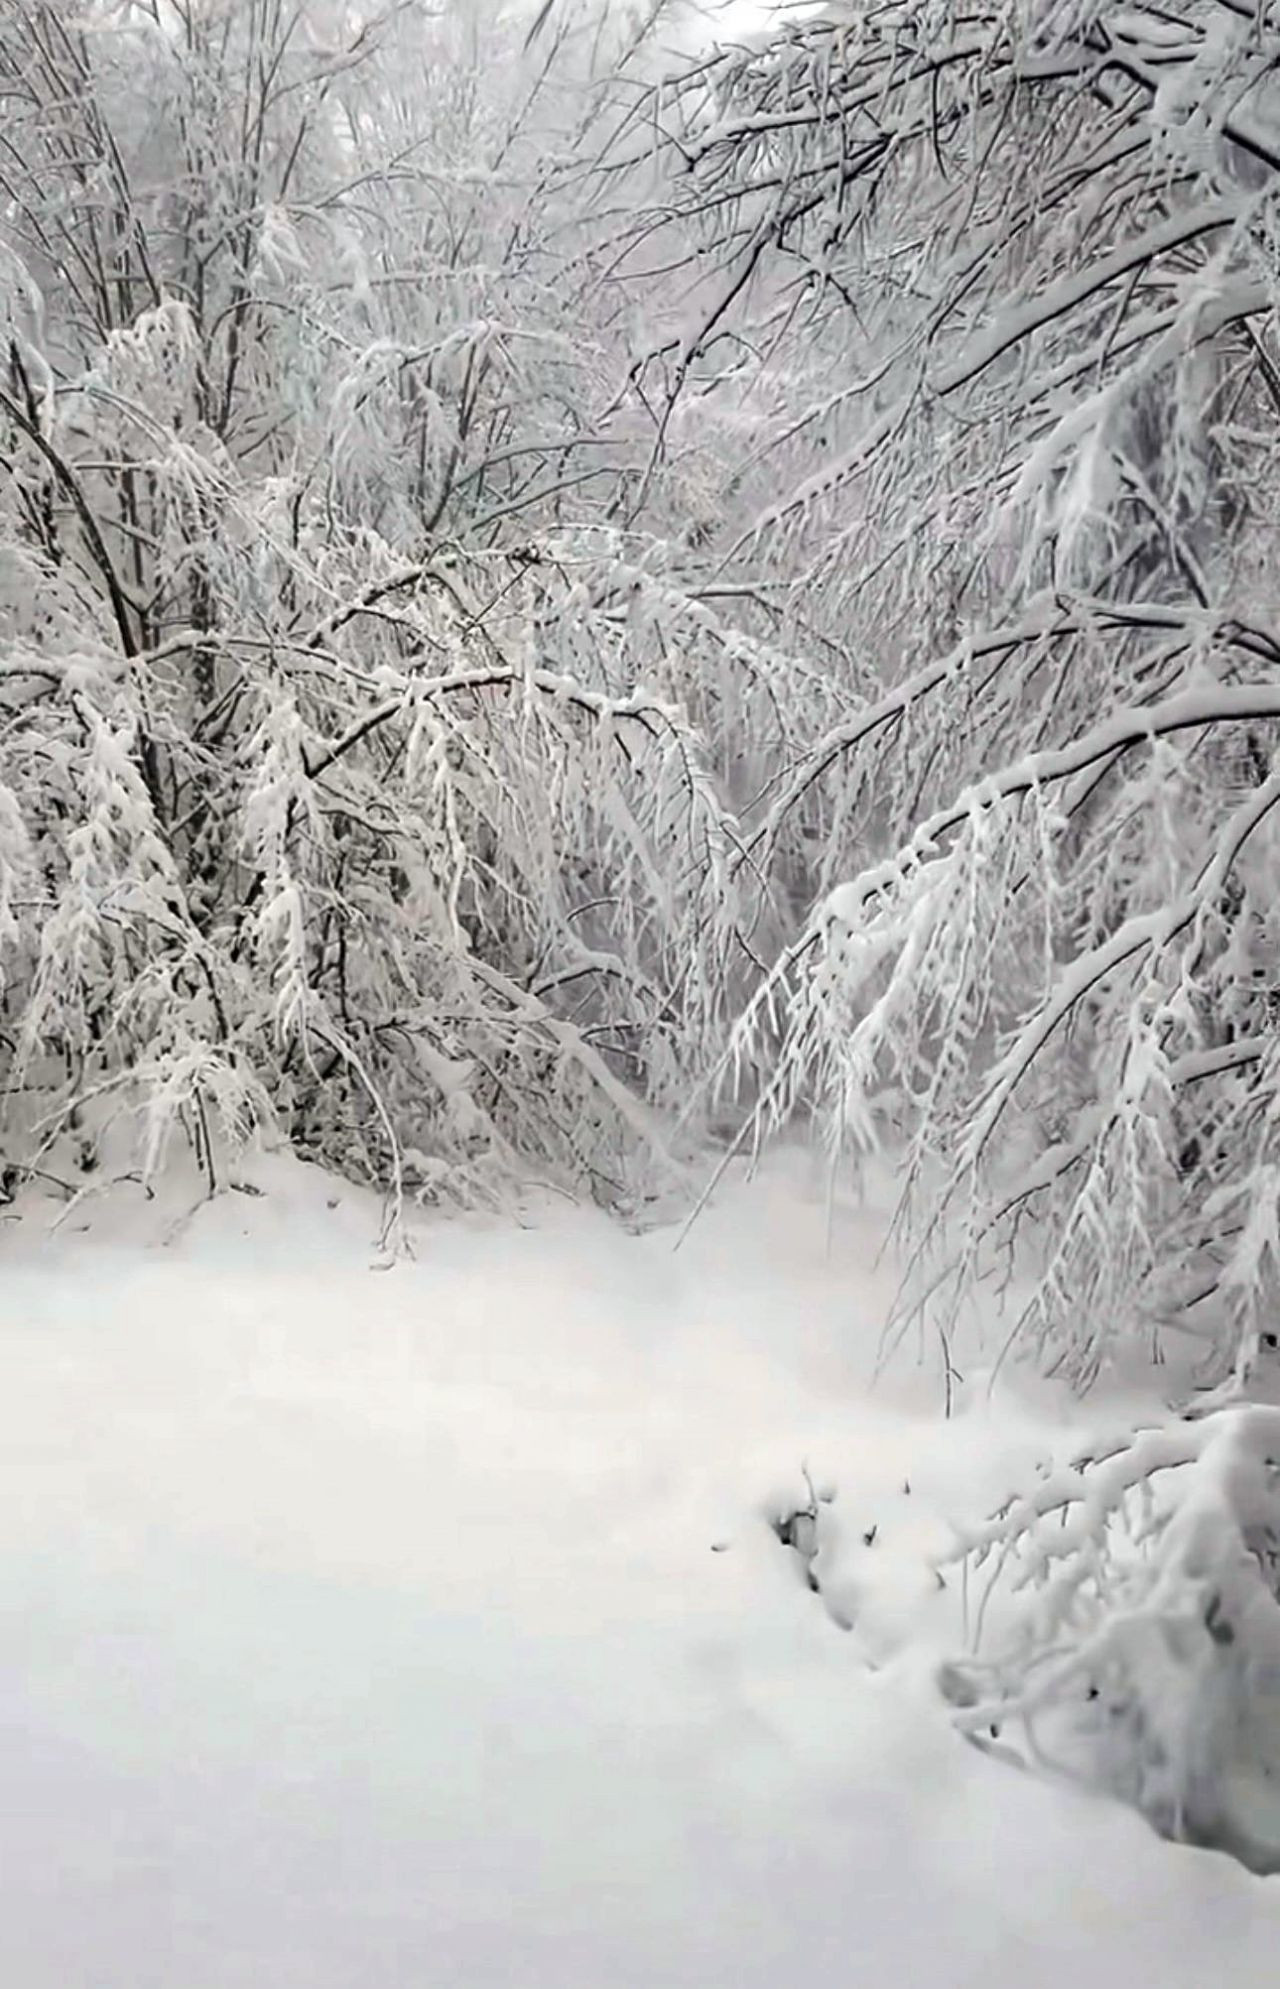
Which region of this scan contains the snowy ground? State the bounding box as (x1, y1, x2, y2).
(2, 1147, 1277, 1986)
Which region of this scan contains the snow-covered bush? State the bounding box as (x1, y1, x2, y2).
(0, 0, 766, 1208)
(941, 1396, 1280, 1870)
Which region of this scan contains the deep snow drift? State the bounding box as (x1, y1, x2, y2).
(1, 1148, 1277, 1986)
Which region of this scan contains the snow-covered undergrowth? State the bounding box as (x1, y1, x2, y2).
(2, 1146, 1278, 1986)
(942, 1404, 1280, 1874)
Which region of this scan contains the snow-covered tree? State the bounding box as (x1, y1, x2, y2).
(606, 1, 1280, 1386)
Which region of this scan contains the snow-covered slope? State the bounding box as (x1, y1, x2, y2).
(1, 1151, 1276, 1986)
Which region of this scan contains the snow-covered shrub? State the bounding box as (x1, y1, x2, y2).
(941, 1400, 1280, 1871)
(0, 0, 768, 1208)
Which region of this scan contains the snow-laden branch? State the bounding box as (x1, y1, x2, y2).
(826, 683, 1280, 923)
(932, 200, 1257, 397)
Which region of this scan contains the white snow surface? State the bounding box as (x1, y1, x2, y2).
(2, 1147, 1277, 1986)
